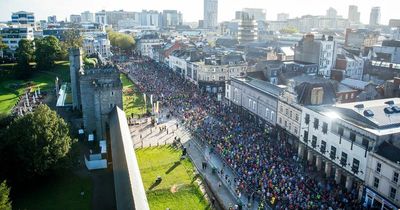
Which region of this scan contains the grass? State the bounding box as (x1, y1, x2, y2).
(13, 172, 92, 210)
(136, 146, 210, 210)
(120, 74, 151, 117)
(0, 61, 70, 114)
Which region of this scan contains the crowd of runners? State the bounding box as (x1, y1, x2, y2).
(118, 56, 361, 209)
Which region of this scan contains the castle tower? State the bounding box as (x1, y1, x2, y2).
(69, 48, 83, 110)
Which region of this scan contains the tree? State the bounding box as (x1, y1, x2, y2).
(35, 36, 61, 70)
(15, 39, 34, 79)
(0, 36, 8, 50)
(279, 27, 299, 34)
(0, 181, 11, 210)
(59, 29, 83, 60)
(107, 30, 135, 52)
(0, 105, 73, 185)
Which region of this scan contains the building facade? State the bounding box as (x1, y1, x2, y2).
(203, 0, 218, 29)
(225, 76, 285, 126)
(294, 34, 337, 78)
(1, 27, 34, 56)
(369, 7, 381, 26)
(11, 11, 35, 28)
(81, 11, 94, 23)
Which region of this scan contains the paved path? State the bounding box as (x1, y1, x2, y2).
(130, 114, 264, 210)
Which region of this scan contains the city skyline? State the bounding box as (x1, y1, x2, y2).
(1, 0, 399, 25)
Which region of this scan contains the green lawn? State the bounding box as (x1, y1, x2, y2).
(136, 146, 210, 210)
(0, 61, 70, 115)
(13, 172, 92, 210)
(120, 74, 151, 117)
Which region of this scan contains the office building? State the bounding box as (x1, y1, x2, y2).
(348, 5, 360, 23)
(326, 7, 337, 19)
(81, 11, 94, 23)
(242, 8, 266, 21)
(95, 10, 107, 25)
(369, 7, 381, 26)
(70, 14, 81, 23)
(11, 11, 35, 28)
(203, 0, 218, 29)
(47, 15, 57, 24)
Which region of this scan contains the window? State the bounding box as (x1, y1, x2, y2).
(111, 91, 114, 96)
(312, 135, 317, 148)
(248, 99, 252, 108)
(284, 120, 287, 127)
(373, 177, 380, 189)
(294, 128, 298, 134)
(390, 187, 397, 199)
(320, 140, 326, 154)
(362, 138, 369, 149)
(305, 114, 310, 124)
(271, 111, 274, 121)
(265, 108, 269, 118)
(303, 130, 308, 142)
(313, 118, 319, 129)
(290, 111, 293, 118)
(322, 122, 328, 134)
(376, 162, 381, 173)
(352, 159, 360, 174)
(285, 108, 289, 115)
(280, 106, 283, 112)
(330, 146, 336, 159)
(289, 123, 292, 130)
(340, 152, 348, 166)
(295, 114, 299, 122)
(393, 172, 399, 183)
(350, 132, 356, 142)
(338, 127, 344, 136)
(252, 101, 256, 110)
(279, 117, 282, 124)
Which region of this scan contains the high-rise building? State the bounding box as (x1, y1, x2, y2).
(140, 10, 162, 28)
(47, 15, 57, 24)
(242, 8, 266, 21)
(326, 7, 337, 19)
(237, 12, 258, 43)
(95, 10, 107, 25)
(369, 7, 381, 26)
(11, 11, 35, 28)
(70, 14, 81, 23)
(348, 5, 360, 23)
(277, 13, 289, 21)
(162, 10, 183, 28)
(81, 11, 94, 23)
(105, 10, 139, 28)
(203, 0, 218, 29)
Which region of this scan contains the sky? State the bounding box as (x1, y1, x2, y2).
(0, 0, 399, 24)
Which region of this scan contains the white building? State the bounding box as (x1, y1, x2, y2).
(1, 27, 34, 56)
(300, 98, 400, 194)
(82, 32, 112, 58)
(372, 40, 400, 64)
(11, 11, 35, 29)
(136, 33, 163, 57)
(95, 10, 107, 25)
(70, 14, 81, 23)
(294, 34, 337, 78)
(225, 76, 285, 126)
(364, 141, 400, 209)
(81, 11, 94, 23)
(203, 0, 218, 29)
(335, 49, 365, 80)
(277, 81, 302, 142)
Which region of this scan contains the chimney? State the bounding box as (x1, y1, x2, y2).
(311, 87, 324, 105)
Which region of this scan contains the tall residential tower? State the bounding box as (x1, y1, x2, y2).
(204, 0, 218, 29)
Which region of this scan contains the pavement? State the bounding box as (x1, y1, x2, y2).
(130, 112, 263, 210)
